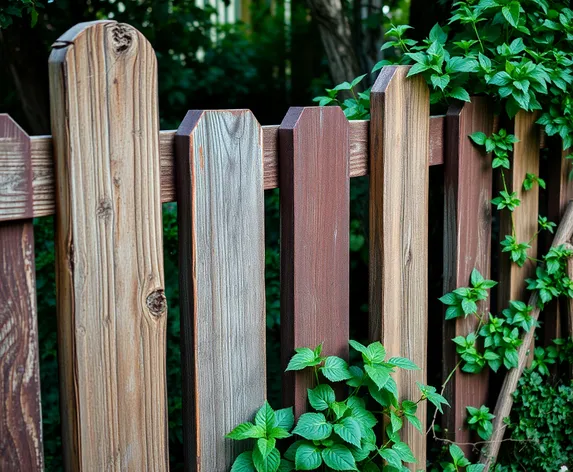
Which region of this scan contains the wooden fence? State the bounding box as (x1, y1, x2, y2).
(1, 19, 571, 471)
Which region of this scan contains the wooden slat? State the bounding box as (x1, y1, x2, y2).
(541, 141, 573, 343)
(0, 115, 43, 471)
(49, 21, 168, 470)
(176, 110, 266, 470)
(279, 106, 350, 417)
(369, 65, 429, 466)
(442, 99, 494, 453)
(429, 115, 445, 166)
(2, 117, 448, 221)
(498, 112, 540, 343)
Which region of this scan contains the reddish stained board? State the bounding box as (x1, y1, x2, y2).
(442, 98, 494, 452)
(279, 106, 350, 418)
(0, 114, 43, 471)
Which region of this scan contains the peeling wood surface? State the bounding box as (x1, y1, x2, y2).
(49, 21, 168, 470)
(0, 115, 44, 471)
(176, 110, 266, 471)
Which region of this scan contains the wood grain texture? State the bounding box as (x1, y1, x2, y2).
(0, 115, 43, 471)
(442, 99, 494, 453)
(429, 115, 445, 166)
(279, 106, 350, 418)
(0, 117, 449, 221)
(0, 115, 32, 221)
(498, 112, 540, 310)
(479, 204, 573, 468)
(49, 21, 168, 471)
(540, 142, 573, 342)
(369, 65, 429, 467)
(176, 110, 266, 471)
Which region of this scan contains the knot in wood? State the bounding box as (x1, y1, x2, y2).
(111, 24, 134, 54)
(96, 198, 113, 220)
(146, 290, 167, 317)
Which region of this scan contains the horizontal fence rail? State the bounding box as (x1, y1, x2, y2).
(1, 18, 572, 472)
(1, 118, 457, 222)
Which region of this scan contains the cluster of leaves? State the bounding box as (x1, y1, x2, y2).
(440, 268, 529, 374)
(441, 241, 573, 376)
(470, 129, 555, 268)
(228, 341, 448, 471)
(429, 444, 485, 472)
(466, 405, 495, 441)
(317, 0, 573, 156)
(526, 244, 573, 305)
(0, 0, 40, 28)
(494, 339, 573, 470)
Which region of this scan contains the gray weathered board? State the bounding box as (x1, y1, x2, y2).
(49, 20, 168, 470)
(176, 110, 266, 471)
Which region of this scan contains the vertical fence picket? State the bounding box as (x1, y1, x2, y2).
(541, 142, 573, 343)
(279, 106, 350, 417)
(498, 112, 540, 363)
(0, 115, 43, 471)
(176, 110, 266, 470)
(49, 21, 168, 470)
(369, 66, 429, 466)
(442, 99, 494, 451)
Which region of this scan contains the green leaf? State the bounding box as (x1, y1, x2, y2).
(333, 417, 362, 447)
(431, 74, 451, 91)
(387, 356, 419, 370)
(231, 451, 256, 472)
(390, 410, 403, 433)
(449, 444, 465, 464)
(321, 356, 352, 382)
(321, 444, 357, 471)
(392, 441, 416, 463)
(449, 87, 471, 102)
(308, 384, 335, 411)
(364, 364, 392, 390)
(349, 340, 367, 354)
(405, 413, 423, 433)
(255, 401, 276, 434)
(502, 1, 521, 27)
(295, 443, 322, 470)
(286, 348, 321, 371)
(252, 447, 281, 472)
(268, 427, 291, 439)
(351, 74, 367, 88)
(227, 422, 266, 440)
(364, 342, 386, 363)
(292, 413, 333, 441)
(379, 448, 402, 469)
(257, 438, 277, 459)
(274, 407, 294, 431)
(470, 132, 487, 145)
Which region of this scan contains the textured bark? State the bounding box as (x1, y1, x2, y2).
(306, 0, 362, 85)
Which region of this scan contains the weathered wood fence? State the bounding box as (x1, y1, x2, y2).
(1, 20, 571, 471)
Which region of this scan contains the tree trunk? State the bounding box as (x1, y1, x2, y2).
(306, 0, 362, 86)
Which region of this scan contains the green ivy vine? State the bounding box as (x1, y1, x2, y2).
(310, 0, 573, 468)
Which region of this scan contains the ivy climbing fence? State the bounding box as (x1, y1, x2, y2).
(1, 19, 571, 471)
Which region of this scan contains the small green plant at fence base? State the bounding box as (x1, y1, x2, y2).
(228, 341, 450, 471)
(429, 444, 485, 472)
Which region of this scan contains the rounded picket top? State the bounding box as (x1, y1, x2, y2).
(49, 20, 156, 67)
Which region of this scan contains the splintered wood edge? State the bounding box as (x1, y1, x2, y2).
(3, 117, 446, 221)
